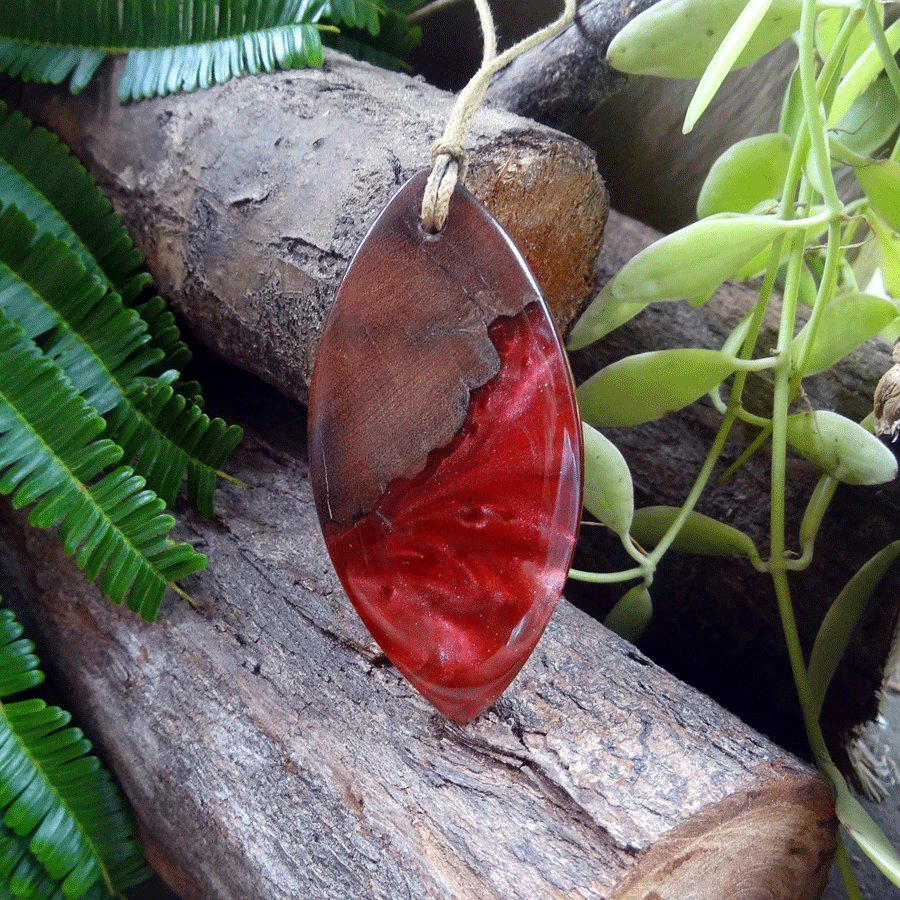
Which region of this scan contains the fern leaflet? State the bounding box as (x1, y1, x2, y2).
(0, 0, 422, 99)
(0, 605, 150, 898)
(0, 101, 191, 375)
(0, 202, 241, 515)
(0, 309, 207, 621)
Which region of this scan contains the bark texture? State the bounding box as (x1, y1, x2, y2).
(6, 51, 607, 405)
(484, 0, 659, 134)
(0, 377, 836, 900)
(568, 210, 900, 768)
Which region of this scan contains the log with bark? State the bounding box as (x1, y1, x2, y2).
(0, 372, 837, 900)
(5, 52, 607, 404)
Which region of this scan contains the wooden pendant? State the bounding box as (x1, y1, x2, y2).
(308, 170, 583, 723)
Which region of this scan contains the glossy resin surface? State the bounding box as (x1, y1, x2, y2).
(308, 170, 583, 722)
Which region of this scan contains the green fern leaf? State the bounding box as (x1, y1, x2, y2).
(0, 204, 161, 417)
(0, 310, 207, 620)
(106, 382, 243, 516)
(0, 605, 150, 898)
(0, 0, 333, 100)
(117, 24, 324, 100)
(0, 101, 192, 376)
(320, 0, 382, 34)
(0, 203, 241, 514)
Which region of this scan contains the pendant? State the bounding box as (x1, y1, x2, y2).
(308, 169, 583, 723)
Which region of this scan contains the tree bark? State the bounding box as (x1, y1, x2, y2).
(0, 372, 836, 900)
(5, 51, 607, 406)
(567, 210, 900, 771)
(484, 0, 659, 134)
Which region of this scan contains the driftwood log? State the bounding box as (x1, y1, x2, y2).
(0, 375, 837, 900)
(5, 52, 607, 405)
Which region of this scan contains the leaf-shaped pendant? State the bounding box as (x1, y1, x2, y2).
(308, 170, 583, 722)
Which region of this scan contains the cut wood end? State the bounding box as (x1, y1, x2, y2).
(610, 771, 836, 900)
(468, 133, 608, 340)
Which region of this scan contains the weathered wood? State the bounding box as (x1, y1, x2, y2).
(0, 371, 836, 900)
(5, 51, 607, 405)
(568, 210, 900, 769)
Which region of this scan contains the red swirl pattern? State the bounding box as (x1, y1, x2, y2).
(324, 303, 582, 722)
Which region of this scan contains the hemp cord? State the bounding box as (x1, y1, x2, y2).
(419, 0, 577, 233)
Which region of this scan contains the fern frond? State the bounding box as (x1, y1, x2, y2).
(0, 0, 331, 99)
(0, 605, 150, 898)
(0, 102, 192, 375)
(0, 203, 241, 514)
(0, 0, 424, 99)
(0, 310, 207, 620)
(117, 23, 324, 100)
(0, 204, 161, 416)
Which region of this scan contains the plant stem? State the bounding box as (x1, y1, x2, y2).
(866, 1, 900, 111)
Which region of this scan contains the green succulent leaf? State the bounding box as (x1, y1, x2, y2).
(856, 158, 900, 232)
(578, 348, 738, 427)
(830, 17, 900, 126)
(567, 286, 650, 350)
(831, 75, 900, 158)
(816, 5, 879, 77)
(785, 409, 898, 484)
(807, 540, 900, 719)
(0, 309, 206, 620)
(604, 585, 653, 642)
(779, 63, 803, 138)
(697, 133, 792, 218)
(869, 212, 900, 297)
(582, 423, 634, 539)
(792, 292, 899, 376)
(607, 0, 800, 79)
(683, 0, 777, 132)
(830, 764, 900, 886)
(630, 505, 762, 560)
(603, 215, 803, 306)
(0, 604, 150, 898)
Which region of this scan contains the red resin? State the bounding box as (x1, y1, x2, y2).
(323, 303, 582, 722)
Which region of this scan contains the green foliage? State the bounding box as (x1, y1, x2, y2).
(0, 100, 241, 619)
(0, 0, 424, 100)
(576, 0, 900, 891)
(0, 603, 150, 898)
